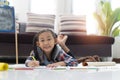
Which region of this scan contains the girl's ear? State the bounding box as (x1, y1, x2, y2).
(36, 41, 39, 46)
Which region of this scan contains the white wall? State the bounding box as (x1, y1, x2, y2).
(10, 0, 72, 23)
(55, 0, 72, 33)
(56, 0, 72, 15)
(11, 0, 30, 22)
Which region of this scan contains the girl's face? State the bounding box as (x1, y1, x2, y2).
(37, 31, 56, 54)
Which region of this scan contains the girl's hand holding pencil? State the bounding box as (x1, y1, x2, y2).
(31, 56, 36, 61)
(27, 56, 40, 67)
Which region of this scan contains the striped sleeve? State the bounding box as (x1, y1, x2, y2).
(58, 51, 78, 66)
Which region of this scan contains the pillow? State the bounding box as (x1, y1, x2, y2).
(59, 15, 86, 33)
(59, 31, 87, 36)
(26, 13, 55, 32)
(26, 23, 54, 32)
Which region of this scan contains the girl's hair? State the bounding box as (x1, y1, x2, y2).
(32, 29, 57, 61)
(35, 29, 57, 41)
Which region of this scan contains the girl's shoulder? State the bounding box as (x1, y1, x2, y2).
(55, 45, 65, 53)
(53, 45, 66, 57)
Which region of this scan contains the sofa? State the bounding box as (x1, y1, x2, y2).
(0, 33, 114, 64)
(0, 23, 115, 63)
(0, 32, 35, 63)
(65, 35, 114, 57)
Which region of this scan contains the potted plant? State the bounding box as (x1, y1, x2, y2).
(94, 1, 120, 37)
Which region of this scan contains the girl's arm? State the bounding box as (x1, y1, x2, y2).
(57, 35, 70, 53)
(57, 35, 75, 58)
(60, 53, 78, 66)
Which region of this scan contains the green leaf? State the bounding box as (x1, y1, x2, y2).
(93, 12, 105, 34)
(102, 1, 112, 18)
(108, 8, 120, 35)
(112, 27, 120, 37)
(94, 1, 120, 36)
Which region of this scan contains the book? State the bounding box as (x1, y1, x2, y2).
(82, 62, 116, 66)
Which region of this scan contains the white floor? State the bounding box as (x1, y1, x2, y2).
(1, 64, 120, 80)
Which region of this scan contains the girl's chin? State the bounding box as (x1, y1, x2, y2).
(44, 49, 52, 53)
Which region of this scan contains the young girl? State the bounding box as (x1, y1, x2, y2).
(25, 29, 78, 67)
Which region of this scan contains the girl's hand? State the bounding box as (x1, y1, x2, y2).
(27, 61, 39, 67)
(57, 34, 70, 53)
(46, 62, 66, 69)
(47, 63, 60, 68)
(57, 35, 68, 46)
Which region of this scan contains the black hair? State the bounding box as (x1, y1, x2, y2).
(32, 29, 57, 61)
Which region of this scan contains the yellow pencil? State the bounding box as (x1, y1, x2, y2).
(31, 56, 36, 61)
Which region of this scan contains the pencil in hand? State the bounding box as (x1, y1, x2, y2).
(31, 56, 36, 61)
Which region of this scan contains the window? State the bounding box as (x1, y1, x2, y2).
(111, 0, 120, 10)
(7, 0, 14, 6)
(72, 0, 96, 15)
(72, 0, 97, 34)
(30, 0, 56, 14)
(72, 0, 120, 34)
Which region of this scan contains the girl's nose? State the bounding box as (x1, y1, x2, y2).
(44, 41, 49, 44)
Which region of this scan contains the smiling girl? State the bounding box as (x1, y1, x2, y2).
(25, 29, 78, 67)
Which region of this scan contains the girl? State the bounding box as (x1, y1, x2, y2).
(25, 29, 78, 67)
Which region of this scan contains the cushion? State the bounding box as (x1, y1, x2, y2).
(26, 13, 55, 32)
(59, 15, 86, 34)
(60, 31, 87, 35)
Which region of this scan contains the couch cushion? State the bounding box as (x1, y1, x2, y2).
(26, 13, 55, 32)
(59, 15, 86, 35)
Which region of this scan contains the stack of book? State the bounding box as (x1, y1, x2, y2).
(26, 13, 55, 32)
(59, 15, 86, 35)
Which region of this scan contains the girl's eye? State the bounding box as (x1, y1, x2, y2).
(48, 39, 51, 41)
(40, 40, 44, 42)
